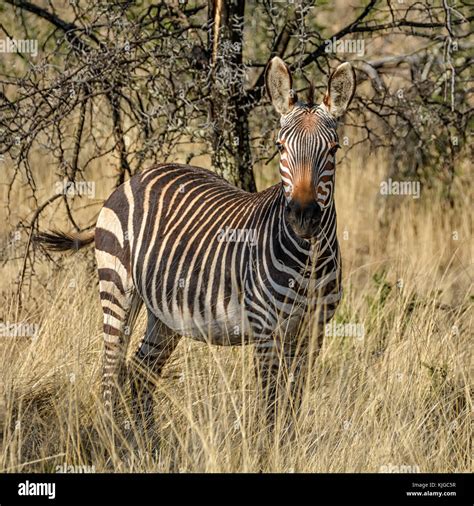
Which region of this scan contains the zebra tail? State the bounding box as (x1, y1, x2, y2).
(34, 229, 95, 252)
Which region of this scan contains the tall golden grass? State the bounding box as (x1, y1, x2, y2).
(0, 149, 471, 473)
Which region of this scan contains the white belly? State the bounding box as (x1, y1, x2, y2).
(154, 298, 255, 345)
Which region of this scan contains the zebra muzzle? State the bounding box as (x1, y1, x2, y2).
(285, 200, 322, 239)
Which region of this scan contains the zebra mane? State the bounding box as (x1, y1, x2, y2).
(306, 82, 315, 107)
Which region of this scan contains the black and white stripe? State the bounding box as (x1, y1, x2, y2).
(93, 126, 341, 425)
(36, 55, 357, 429)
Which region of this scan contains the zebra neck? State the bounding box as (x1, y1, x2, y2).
(268, 184, 338, 266)
(311, 202, 339, 261)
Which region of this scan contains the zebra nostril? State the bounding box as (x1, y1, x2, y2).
(287, 200, 299, 214)
(305, 202, 321, 221)
(286, 200, 322, 235)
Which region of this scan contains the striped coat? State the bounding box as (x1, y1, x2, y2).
(95, 163, 341, 347)
(36, 56, 355, 430)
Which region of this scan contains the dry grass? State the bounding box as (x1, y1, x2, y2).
(0, 150, 472, 473)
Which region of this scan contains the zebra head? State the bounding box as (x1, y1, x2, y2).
(266, 57, 356, 239)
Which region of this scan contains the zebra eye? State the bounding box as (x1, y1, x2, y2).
(329, 143, 340, 156)
(276, 141, 284, 153)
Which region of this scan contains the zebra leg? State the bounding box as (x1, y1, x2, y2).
(285, 320, 332, 432)
(254, 335, 323, 430)
(129, 309, 180, 434)
(283, 341, 312, 423)
(254, 339, 286, 428)
(99, 276, 143, 419)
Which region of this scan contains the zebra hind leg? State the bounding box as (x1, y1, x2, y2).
(100, 280, 143, 424)
(129, 309, 180, 437)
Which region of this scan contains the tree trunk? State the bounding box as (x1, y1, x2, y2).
(207, 0, 256, 192)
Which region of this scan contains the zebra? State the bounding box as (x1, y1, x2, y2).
(36, 57, 356, 432)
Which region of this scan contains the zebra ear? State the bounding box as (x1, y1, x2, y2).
(265, 57, 297, 115)
(322, 62, 356, 118)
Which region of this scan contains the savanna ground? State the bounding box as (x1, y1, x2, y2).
(0, 145, 471, 473)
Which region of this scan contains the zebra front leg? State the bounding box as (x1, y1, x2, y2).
(284, 326, 326, 425)
(284, 344, 310, 424)
(254, 339, 287, 429)
(129, 310, 180, 435)
(254, 336, 320, 432)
